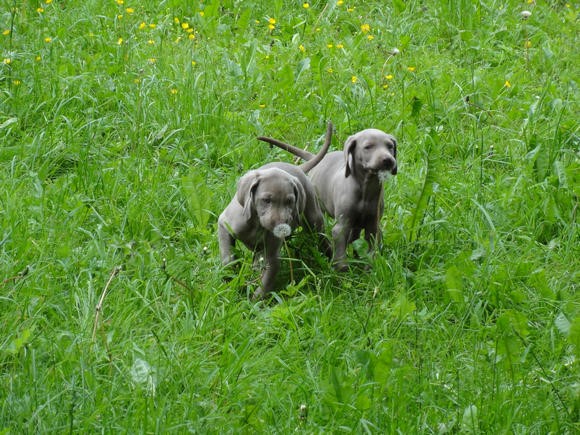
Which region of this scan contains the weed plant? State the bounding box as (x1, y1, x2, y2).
(1, 0, 578, 432)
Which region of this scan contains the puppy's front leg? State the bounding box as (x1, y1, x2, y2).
(253, 236, 282, 299)
(331, 220, 351, 271)
(217, 221, 236, 265)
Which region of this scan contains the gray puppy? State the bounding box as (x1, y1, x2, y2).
(258, 128, 397, 270)
(218, 123, 333, 299)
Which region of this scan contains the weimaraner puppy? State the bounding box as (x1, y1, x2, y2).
(218, 123, 333, 299)
(258, 128, 397, 271)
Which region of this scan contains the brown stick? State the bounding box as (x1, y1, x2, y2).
(92, 266, 121, 342)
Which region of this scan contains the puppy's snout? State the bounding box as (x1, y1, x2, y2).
(381, 156, 397, 173)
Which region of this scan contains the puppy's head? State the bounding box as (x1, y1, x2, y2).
(236, 168, 305, 238)
(344, 129, 397, 178)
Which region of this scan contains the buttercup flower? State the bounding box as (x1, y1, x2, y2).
(299, 44, 306, 52)
(361, 23, 370, 33)
(117, 37, 123, 45)
(524, 40, 532, 48)
(116, 0, 124, 5)
(3, 58, 11, 64)
(126, 7, 134, 14)
(37, 7, 44, 13)
(139, 22, 146, 30)
(385, 74, 394, 80)
(504, 80, 511, 88)
(303, 3, 310, 8)
(407, 66, 416, 72)
(44, 37, 52, 43)
(351, 76, 358, 83)
(268, 18, 276, 30)
(2, 29, 10, 36)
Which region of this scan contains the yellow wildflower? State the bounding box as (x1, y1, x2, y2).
(139, 22, 146, 30)
(44, 37, 52, 43)
(148, 58, 156, 64)
(524, 40, 532, 48)
(367, 35, 374, 41)
(170, 88, 178, 95)
(35, 55, 42, 61)
(199, 11, 205, 17)
(188, 33, 195, 40)
(181, 22, 189, 30)
(336, 43, 344, 49)
(46, 0, 53, 3)
(361, 24, 370, 33)
(37, 7, 44, 13)
(351, 76, 358, 83)
(337, 0, 344, 5)
(13, 79, 21, 85)
(3, 58, 11, 64)
(327, 43, 333, 49)
(407, 66, 416, 72)
(504, 80, 511, 88)
(191, 60, 197, 66)
(149, 23, 156, 29)
(347, 7, 355, 12)
(117, 37, 123, 45)
(147, 39, 155, 45)
(174, 17, 180, 24)
(385, 74, 394, 80)
(2, 29, 10, 36)
(299, 44, 306, 52)
(116, 0, 124, 4)
(126, 8, 134, 14)
(303, 3, 310, 8)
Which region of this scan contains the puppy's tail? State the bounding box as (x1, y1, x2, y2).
(257, 122, 333, 173)
(299, 122, 332, 173)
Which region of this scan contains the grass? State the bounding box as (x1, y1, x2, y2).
(1, 0, 578, 432)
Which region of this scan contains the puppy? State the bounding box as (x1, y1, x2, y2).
(258, 128, 397, 270)
(218, 123, 333, 299)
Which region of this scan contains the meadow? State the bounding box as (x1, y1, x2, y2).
(1, 0, 578, 432)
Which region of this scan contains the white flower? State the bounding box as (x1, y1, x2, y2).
(273, 224, 292, 239)
(391, 47, 400, 55)
(521, 10, 532, 19)
(378, 170, 392, 182)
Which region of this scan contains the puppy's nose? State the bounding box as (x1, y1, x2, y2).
(382, 156, 396, 171)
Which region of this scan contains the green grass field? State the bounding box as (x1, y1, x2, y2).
(1, 0, 578, 432)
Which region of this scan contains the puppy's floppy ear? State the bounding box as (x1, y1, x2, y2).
(344, 134, 357, 178)
(392, 138, 398, 175)
(290, 176, 306, 216)
(236, 170, 260, 220)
